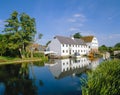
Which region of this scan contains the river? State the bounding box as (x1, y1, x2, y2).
(0, 57, 103, 95)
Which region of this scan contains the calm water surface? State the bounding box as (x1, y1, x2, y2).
(0, 57, 103, 95)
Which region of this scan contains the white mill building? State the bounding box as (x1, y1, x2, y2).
(46, 35, 98, 57)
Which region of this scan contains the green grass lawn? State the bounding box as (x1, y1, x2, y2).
(0, 56, 48, 64)
(0, 56, 21, 62)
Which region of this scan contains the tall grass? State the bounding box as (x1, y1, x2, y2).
(82, 59, 120, 95)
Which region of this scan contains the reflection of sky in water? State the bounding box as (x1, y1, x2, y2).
(0, 83, 5, 95)
(29, 66, 82, 95)
(0, 57, 101, 95)
(28, 57, 100, 95)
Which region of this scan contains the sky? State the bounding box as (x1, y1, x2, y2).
(0, 0, 120, 46)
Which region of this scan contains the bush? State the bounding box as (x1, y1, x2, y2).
(33, 52, 44, 58)
(82, 59, 120, 95)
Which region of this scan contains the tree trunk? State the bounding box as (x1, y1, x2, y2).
(19, 48, 24, 59)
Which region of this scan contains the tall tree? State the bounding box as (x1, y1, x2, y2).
(3, 11, 37, 58)
(0, 34, 7, 56)
(3, 11, 21, 57)
(19, 13, 37, 58)
(73, 32, 82, 38)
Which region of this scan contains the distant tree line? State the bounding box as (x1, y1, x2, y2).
(99, 43, 120, 56)
(0, 11, 41, 58)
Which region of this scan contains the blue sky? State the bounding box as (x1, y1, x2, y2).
(0, 0, 120, 46)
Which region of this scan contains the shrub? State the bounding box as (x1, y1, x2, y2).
(82, 59, 120, 95)
(33, 52, 44, 58)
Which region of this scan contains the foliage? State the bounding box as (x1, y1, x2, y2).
(1, 11, 37, 58)
(114, 42, 120, 50)
(0, 63, 37, 95)
(46, 40, 51, 46)
(99, 45, 108, 53)
(33, 52, 44, 58)
(73, 32, 82, 38)
(114, 42, 120, 48)
(0, 56, 20, 60)
(82, 59, 120, 95)
(38, 33, 43, 39)
(0, 34, 7, 56)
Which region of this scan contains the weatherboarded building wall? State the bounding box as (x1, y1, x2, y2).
(47, 35, 98, 57)
(81, 36, 98, 53)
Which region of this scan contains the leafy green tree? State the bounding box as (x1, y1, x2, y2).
(114, 42, 120, 50)
(114, 42, 120, 47)
(0, 34, 7, 56)
(3, 11, 37, 58)
(73, 32, 82, 38)
(99, 45, 108, 53)
(19, 13, 37, 58)
(46, 40, 51, 46)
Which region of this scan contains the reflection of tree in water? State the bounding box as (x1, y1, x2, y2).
(19, 63, 29, 79)
(0, 63, 37, 95)
(5, 78, 37, 95)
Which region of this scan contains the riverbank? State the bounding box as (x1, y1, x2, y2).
(0, 56, 48, 65)
(82, 59, 120, 95)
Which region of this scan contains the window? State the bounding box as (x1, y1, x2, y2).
(63, 50, 65, 53)
(66, 50, 68, 53)
(63, 44, 64, 47)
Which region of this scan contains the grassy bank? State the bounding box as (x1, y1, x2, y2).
(0, 56, 48, 65)
(82, 59, 120, 95)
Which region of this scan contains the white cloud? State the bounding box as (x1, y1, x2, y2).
(68, 18, 76, 22)
(68, 13, 87, 23)
(74, 13, 84, 18)
(69, 27, 79, 31)
(67, 13, 88, 34)
(73, 13, 87, 22)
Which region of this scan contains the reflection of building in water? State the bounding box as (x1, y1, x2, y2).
(45, 57, 99, 79)
(87, 58, 100, 70)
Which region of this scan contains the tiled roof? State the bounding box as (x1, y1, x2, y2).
(55, 36, 86, 45)
(81, 36, 94, 43)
